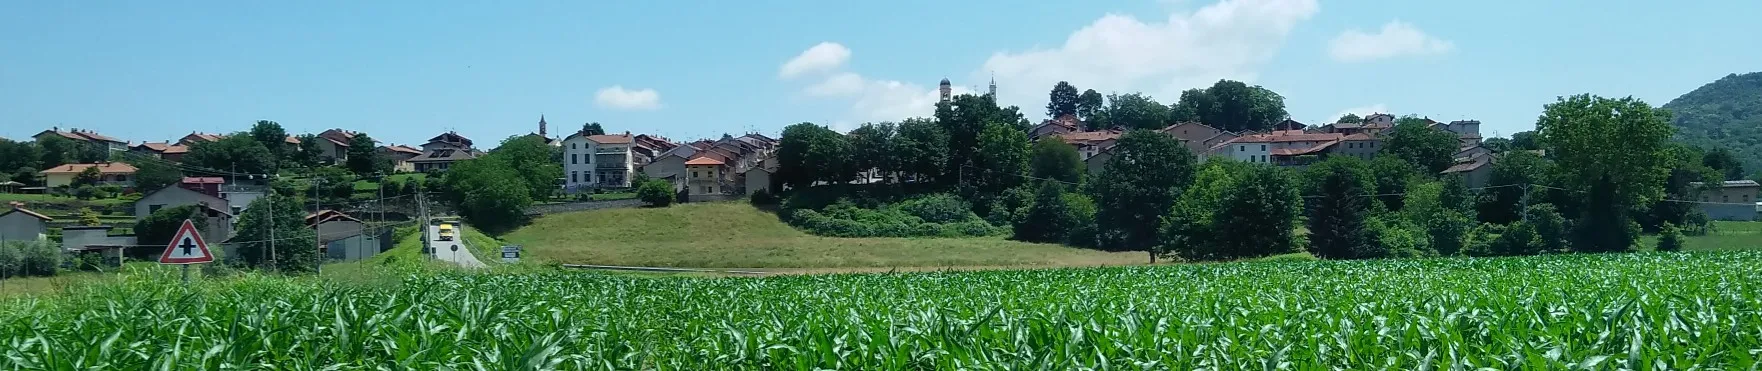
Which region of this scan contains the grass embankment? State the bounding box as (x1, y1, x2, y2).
(501, 202, 1142, 268)
(6, 251, 1762, 368)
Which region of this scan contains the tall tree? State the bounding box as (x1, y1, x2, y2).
(1336, 113, 1363, 124)
(1508, 131, 1541, 151)
(972, 123, 1030, 196)
(441, 156, 534, 234)
(124, 155, 182, 192)
(184, 134, 277, 175)
(847, 122, 897, 179)
(1215, 164, 1304, 258)
(1382, 119, 1460, 174)
(491, 135, 566, 201)
(891, 117, 949, 184)
(1160, 160, 1237, 261)
(1368, 155, 1421, 212)
(1089, 130, 1195, 261)
(72, 166, 102, 187)
(777, 122, 853, 189)
(250, 120, 290, 163)
(1642, 144, 1717, 232)
(1479, 137, 1512, 153)
(1101, 93, 1170, 130)
(1028, 139, 1083, 185)
(345, 133, 388, 177)
(1476, 151, 1552, 224)
(1014, 182, 1092, 244)
(36, 135, 78, 168)
(1168, 88, 1212, 124)
(232, 194, 319, 273)
(0, 139, 44, 184)
(581, 122, 606, 136)
(935, 94, 1028, 187)
(290, 134, 322, 169)
(1046, 81, 1080, 119)
(1536, 94, 1673, 253)
(1175, 80, 1290, 132)
(1304, 156, 1376, 259)
(1702, 147, 1745, 181)
(1076, 89, 1105, 122)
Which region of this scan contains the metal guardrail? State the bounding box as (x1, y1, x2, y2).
(559, 264, 768, 275)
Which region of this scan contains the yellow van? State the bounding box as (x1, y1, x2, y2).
(437, 223, 455, 241)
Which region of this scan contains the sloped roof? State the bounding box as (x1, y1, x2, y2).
(134, 142, 174, 152)
(685, 156, 726, 166)
(305, 209, 363, 226)
(40, 163, 137, 174)
(1270, 140, 1340, 156)
(407, 148, 479, 163)
(1442, 154, 1493, 173)
(1341, 133, 1376, 141)
(0, 205, 53, 221)
(1690, 180, 1761, 188)
(380, 145, 423, 155)
(587, 134, 634, 144)
(1050, 130, 1121, 145)
(182, 177, 225, 184)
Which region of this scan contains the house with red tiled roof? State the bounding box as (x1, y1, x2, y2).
(1210, 131, 1344, 167)
(1030, 114, 1084, 140)
(131, 142, 192, 162)
(0, 203, 53, 242)
(1049, 130, 1123, 160)
(40, 163, 137, 188)
(409, 132, 478, 173)
(34, 127, 128, 151)
(685, 155, 728, 196)
(314, 129, 364, 164)
(377, 145, 423, 172)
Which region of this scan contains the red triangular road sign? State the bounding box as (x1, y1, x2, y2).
(159, 219, 214, 264)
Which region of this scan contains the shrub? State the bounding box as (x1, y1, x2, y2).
(895, 194, 973, 224)
(97, 184, 123, 198)
(0, 243, 20, 279)
(77, 207, 102, 226)
(786, 196, 999, 238)
(74, 185, 99, 200)
(749, 189, 780, 206)
(637, 180, 675, 207)
(1364, 216, 1433, 259)
(1657, 222, 1684, 252)
(10, 241, 61, 277)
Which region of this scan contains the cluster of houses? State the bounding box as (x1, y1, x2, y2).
(1030, 112, 1759, 221)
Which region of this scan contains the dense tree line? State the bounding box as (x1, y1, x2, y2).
(773, 83, 1711, 262)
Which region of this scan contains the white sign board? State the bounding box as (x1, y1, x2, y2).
(158, 220, 214, 264)
(501, 245, 521, 263)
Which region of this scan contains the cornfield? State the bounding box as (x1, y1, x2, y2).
(4, 252, 1762, 369)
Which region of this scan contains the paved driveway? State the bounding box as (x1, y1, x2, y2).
(427, 222, 486, 268)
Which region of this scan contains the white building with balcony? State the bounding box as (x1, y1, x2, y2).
(562, 132, 637, 191)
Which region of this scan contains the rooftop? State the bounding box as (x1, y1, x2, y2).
(40, 162, 137, 174)
(685, 156, 726, 166)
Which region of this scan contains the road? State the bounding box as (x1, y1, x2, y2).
(427, 222, 487, 268)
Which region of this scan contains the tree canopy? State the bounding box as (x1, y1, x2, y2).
(1047, 81, 1080, 119)
(1028, 139, 1083, 185)
(1537, 94, 1674, 252)
(1304, 156, 1376, 259)
(1167, 80, 1290, 132)
(1098, 93, 1170, 130)
(250, 120, 290, 163)
(232, 194, 319, 273)
(1076, 89, 1104, 122)
(1089, 130, 1195, 260)
(1382, 118, 1460, 174)
(778, 122, 853, 189)
(490, 134, 565, 201)
(185, 134, 276, 175)
(345, 132, 389, 177)
(581, 122, 606, 136)
(890, 118, 948, 183)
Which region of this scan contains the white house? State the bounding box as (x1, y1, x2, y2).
(563, 132, 637, 190)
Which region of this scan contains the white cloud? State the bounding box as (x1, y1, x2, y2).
(803, 72, 865, 97)
(779, 42, 852, 79)
(594, 86, 662, 110)
(1324, 104, 1388, 124)
(1328, 21, 1454, 62)
(981, 0, 1320, 110)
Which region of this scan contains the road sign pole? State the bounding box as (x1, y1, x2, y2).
(181, 264, 190, 284)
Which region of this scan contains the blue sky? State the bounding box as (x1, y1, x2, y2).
(3, 0, 1759, 147)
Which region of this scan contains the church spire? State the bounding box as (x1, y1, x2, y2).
(988, 72, 997, 98)
(538, 114, 548, 137)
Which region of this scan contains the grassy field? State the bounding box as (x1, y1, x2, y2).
(5, 251, 1762, 368)
(501, 202, 1144, 268)
(1638, 220, 1761, 251)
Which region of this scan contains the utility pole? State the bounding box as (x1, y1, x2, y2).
(1520, 183, 1532, 223)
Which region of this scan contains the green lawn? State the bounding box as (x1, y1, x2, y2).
(1637, 220, 1762, 251)
(500, 202, 1144, 269)
(589, 192, 637, 201)
(0, 193, 130, 207)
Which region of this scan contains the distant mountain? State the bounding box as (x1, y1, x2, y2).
(1662, 72, 1762, 178)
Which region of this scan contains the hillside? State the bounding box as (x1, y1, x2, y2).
(499, 202, 1143, 269)
(1662, 72, 1762, 177)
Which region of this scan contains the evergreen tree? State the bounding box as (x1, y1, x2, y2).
(1028, 139, 1083, 185)
(1304, 157, 1376, 259)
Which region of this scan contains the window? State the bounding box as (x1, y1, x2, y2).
(571, 172, 577, 183)
(571, 154, 577, 164)
(702, 186, 712, 194)
(693, 171, 699, 178)
(1723, 195, 1730, 202)
(571, 143, 576, 149)
(149, 204, 164, 213)
(1745, 195, 1752, 202)
(1261, 145, 1267, 151)
(1239, 145, 1245, 151)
